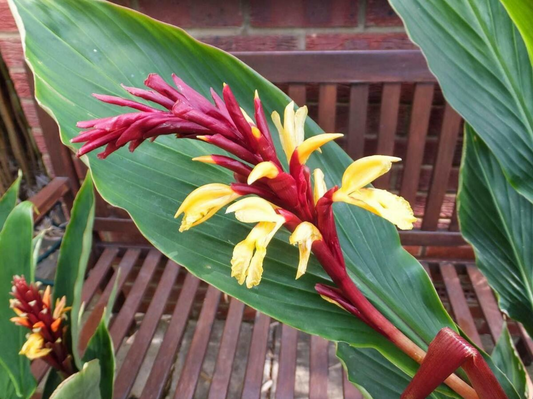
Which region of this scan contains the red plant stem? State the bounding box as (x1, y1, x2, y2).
(402, 328, 506, 399)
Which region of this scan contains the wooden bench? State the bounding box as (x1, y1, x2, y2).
(27, 50, 532, 398)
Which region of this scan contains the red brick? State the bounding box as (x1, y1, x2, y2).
(0, 0, 17, 32)
(251, 0, 358, 28)
(20, 99, 40, 128)
(0, 38, 24, 69)
(138, 0, 243, 28)
(366, 0, 403, 27)
(424, 245, 475, 260)
(199, 35, 298, 52)
(31, 128, 47, 154)
(41, 154, 54, 177)
(9, 71, 31, 99)
(306, 33, 416, 50)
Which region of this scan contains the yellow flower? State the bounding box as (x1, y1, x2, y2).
(175, 183, 239, 232)
(248, 161, 280, 184)
(333, 155, 416, 230)
(289, 222, 322, 279)
(227, 197, 285, 288)
(19, 333, 52, 360)
(313, 168, 327, 204)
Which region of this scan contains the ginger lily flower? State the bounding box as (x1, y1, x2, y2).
(272, 101, 307, 162)
(332, 155, 416, 230)
(290, 222, 322, 279)
(175, 183, 240, 232)
(10, 276, 74, 376)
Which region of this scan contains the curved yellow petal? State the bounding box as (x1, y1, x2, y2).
(283, 101, 296, 141)
(246, 247, 266, 288)
(240, 106, 255, 125)
(272, 110, 294, 162)
(231, 240, 255, 285)
(247, 161, 280, 185)
(341, 188, 416, 230)
(20, 333, 52, 360)
(289, 222, 322, 279)
(226, 197, 282, 224)
(339, 155, 401, 193)
(192, 155, 216, 164)
(297, 134, 343, 164)
(313, 168, 327, 204)
(294, 105, 308, 146)
(175, 183, 239, 232)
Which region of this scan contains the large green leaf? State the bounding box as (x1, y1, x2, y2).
(499, 0, 533, 63)
(50, 360, 101, 399)
(492, 324, 528, 399)
(8, 0, 518, 395)
(0, 202, 36, 397)
(388, 0, 533, 202)
(0, 170, 21, 231)
(53, 173, 95, 368)
(458, 125, 533, 336)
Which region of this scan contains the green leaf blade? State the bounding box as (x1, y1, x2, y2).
(50, 359, 101, 399)
(0, 170, 21, 231)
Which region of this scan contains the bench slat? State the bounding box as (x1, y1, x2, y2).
(466, 265, 503, 343)
(309, 335, 329, 399)
(347, 84, 369, 160)
(208, 298, 246, 399)
(422, 105, 462, 230)
(375, 83, 401, 189)
(400, 83, 434, 205)
(440, 262, 483, 348)
(318, 84, 337, 132)
(343, 370, 363, 399)
(140, 273, 200, 399)
(110, 249, 161, 350)
(241, 312, 271, 399)
(174, 285, 222, 399)
(276, 325, 299, 399)
(288, 84, 307, 107)
(79, 249, 140, 352)
(114, 260, 180, 399)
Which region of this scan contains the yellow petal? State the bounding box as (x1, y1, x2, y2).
(342, 188, 416, 230)
(297, 134, 343, 164)
(231, 240, 255, 285)
(19, 333, 51, 360)
(175, 183, 239, 232)
(246, 247, 266, 288)
(226, 197, 281, 224)
(251, 126, 261, 138)
(289, 222, 322, 279)
(247, 161, 280, 185)
(313, 169, 327, 204)
(339, 155, 401, 193)
(192, 155, 216, 164)
(272, 110, 295, 162)
(240, 107, 255, 125)
(283, 101, 296, 142)
(294, 105, 308, 146)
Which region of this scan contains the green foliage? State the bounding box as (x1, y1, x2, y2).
(7, 0, 522, 395)
(83, 319, 115, 399)
(53, 173, 95, 368)
(388, 0, 533, 203)
(493, 324, 528, 399)
(0, 170, 21, 231)
(50, 360, 101, 399)
(0, 202, 36, 397)
(459, 126, 533, 336)
(499, 0, 533, 62)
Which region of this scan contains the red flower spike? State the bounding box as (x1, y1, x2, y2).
(144, 73, 181, 101)
(253, 93, 273, 143)
(120, 84, 175, 109)
(402, 328, 506, 399)
(194, 155, 252, 177)
(222, 84, 257, 150)
(10, 276, 74, 377)
(92, 93, 157, 112)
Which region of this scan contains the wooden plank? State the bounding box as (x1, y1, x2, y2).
(374, 83, 401, 189)
(439, 262, 483, 347)
(234, 51, 436, 83)
(466, 265, 504, 343)
(347, 84, 369, 160)
(399, 230, 466, 246)
(114, 260, 180, 399)
(449, 202, 460, 232)
(318, 84, 337, 132)
(140, 273, 201, 399)
(79, 249, 140, 352)
(241, 312, 271, 399)
(110, 249, 161, 350)
(288, 84, 307, 107)
(81, 247, 119, 304)
(343, 370, 363, 399)
(518, 324, 533, 359)
(422, 105, 462, 230)
(309, 335, 328, 399)
(173, 286, 222, 399)
(399, 83, 434, 205)
(275, 325, 299, 399)
(208, 298, 246, 399)
(28, 177, 70, 223)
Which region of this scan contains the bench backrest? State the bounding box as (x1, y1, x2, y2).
(33, 50, 465, 247)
